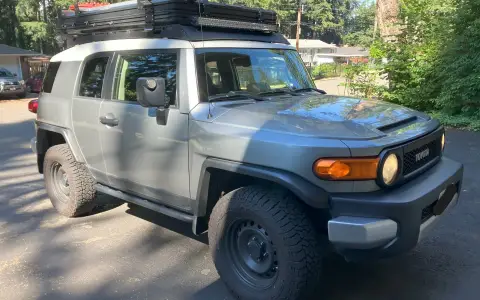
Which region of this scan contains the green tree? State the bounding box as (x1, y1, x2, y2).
(0, 0, 20, 47)
(424, 0, 480, 115)
(343, 1, 375, 46)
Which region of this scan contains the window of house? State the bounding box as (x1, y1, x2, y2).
(79, 57, 109, 98)
(113, 52, 177, 105)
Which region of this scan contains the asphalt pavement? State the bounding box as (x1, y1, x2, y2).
(1, 99, 480, 300)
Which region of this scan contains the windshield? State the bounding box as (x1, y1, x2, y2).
(0, 69, 13, 77)
(195, 48, 315, 101)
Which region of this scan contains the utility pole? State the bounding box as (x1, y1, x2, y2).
(295, 1, 303, 51)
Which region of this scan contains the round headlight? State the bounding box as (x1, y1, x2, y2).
(441, 133, 446, 151)
(382, 154, 399, 185)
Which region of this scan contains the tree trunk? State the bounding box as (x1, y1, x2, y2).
(376, 0, 400, 41)
(42, 0, 48, 22)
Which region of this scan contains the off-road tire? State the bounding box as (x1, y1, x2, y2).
(208, 185, 323, 300)
(44, 144, 96, 217)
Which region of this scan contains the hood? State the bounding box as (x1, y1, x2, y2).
(209, 94, 433, 140)
(0, 77, 17, 82)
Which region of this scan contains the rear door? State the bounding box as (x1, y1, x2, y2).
(98, 49, 191, 211)
(71, 53, 113, 184)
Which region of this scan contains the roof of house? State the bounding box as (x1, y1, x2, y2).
(287, 39, 337, 49)
(0, 44, 43, 56)
(335, 46, 369, 57)
(314, 46, 369, 57)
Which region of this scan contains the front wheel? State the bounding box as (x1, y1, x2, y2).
(208, 186, 323, 300)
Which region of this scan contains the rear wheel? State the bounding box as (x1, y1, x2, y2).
(44, 144, 96, 217)
(208, 185, 323, 300)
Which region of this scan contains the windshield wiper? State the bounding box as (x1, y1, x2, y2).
(292, 87, 327, 94)
(209, 91, 265, 102)
(257, 88, 294, 97)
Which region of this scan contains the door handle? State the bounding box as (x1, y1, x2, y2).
(99, 114, 119, 126)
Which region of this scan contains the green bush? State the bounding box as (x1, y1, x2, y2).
(424, 1, 480, 116)
(311, 63, 338, 79)
(342, 63, 386, 99)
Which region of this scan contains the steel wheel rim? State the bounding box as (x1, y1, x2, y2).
(225, 219, 278, 289)
(50, 162, 70, 201)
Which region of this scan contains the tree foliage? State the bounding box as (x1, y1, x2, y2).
(343, 1, 375, 47)
(0, 0, 363, 53)
(424, 0, 480, 115)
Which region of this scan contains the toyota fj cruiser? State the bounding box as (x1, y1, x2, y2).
(29, 1, 463, 299)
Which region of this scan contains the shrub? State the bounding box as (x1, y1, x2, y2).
(311, 63, 339, 79)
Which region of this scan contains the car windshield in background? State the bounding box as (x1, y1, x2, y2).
(195, 48, 315, 102)
(0, 69, 13, 77)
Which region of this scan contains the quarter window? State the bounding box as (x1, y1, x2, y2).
(79, 57, 109, 98)
(113, 52, 177, 105)
(42, 62, 61, 93)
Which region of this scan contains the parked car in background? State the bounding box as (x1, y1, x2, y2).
(0, 67, 26, 98)
(26, 73, 44, 93)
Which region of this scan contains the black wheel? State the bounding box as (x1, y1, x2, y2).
(209, 185, 323, 300)
(44, 144, 96, 217)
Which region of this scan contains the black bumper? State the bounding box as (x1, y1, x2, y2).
(329, 157, 463, 261)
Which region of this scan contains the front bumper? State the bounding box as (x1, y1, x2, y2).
(328, 157, 463, 261)
(0, 87, 25, 96)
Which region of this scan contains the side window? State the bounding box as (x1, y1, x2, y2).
(113, 52, 177, 105)
(42, 62, 61, 93)
(79, 57, 109, 98)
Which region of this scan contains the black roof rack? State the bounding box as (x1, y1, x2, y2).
(57, 0, 287, 48)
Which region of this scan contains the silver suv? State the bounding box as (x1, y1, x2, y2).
(0, 67, 26, 98)
(29, 2, 463, 299)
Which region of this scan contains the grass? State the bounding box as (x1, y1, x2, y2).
(429, 111, 480, 131)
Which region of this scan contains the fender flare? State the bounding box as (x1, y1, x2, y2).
(36, 121, 86, 163)
(195, 158, 330, 218)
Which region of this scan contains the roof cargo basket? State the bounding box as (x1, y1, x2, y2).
(57, 0, 282, 48)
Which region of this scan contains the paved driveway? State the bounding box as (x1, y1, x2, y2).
(1, 99, 480, 300)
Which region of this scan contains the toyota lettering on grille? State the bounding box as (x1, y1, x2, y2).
(415, 148, 430, 162)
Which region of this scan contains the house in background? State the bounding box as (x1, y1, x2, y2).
(312, 46, 370, 65)
(0, 44, 45, 80)
(287, 39, 337, 66)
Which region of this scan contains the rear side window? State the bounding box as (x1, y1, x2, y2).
(79, 57, 109, 98)
(42, 62, 61, 93)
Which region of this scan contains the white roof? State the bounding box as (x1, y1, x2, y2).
(287, 39, 337, 49)
(51, 39, 295, 62)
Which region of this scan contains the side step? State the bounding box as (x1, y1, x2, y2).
(96, 184, 194, 223)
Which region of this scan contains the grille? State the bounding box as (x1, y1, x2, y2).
(403, 137, 442, 175)
(421, 201, 436, 222)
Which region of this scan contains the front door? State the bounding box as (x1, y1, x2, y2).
(98, 50, 191, 212)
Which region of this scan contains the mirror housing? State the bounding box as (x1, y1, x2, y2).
(136, 77, 167, 108)
(136, 77, 170, 125)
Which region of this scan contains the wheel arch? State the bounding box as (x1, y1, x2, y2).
(192, 158, 329, 234)
(36, 122, 85, 173)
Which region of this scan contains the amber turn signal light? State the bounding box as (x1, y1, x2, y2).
(313, 158, 379, 180)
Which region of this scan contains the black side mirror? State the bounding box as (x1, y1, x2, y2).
(136, 77, 167, 108)
(136, 77, 170, 125)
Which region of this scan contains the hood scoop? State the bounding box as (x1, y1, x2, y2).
(376, 116, 418, 133)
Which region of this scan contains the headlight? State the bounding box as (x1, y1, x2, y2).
(441, 133, 445, 151)
(382, 154, 399, 185)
